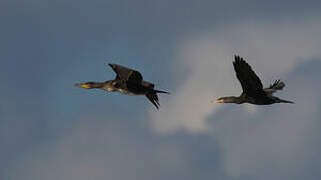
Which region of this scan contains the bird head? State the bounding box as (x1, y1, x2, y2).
(74, 82, 100, 89)
(215, 96, 239, 103)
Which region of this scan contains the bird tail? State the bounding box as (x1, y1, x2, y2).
(154, 89, 170, 94)
(278, 99, 294, 104)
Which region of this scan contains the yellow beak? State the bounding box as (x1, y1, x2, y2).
(81, 84, 90, 89)
(216, 99, 224, 103)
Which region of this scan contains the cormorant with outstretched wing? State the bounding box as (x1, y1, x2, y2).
(216, 56, 294, 105)
(75, 63, 169, 109)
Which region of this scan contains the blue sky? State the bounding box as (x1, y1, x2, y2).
(1, 0, 321, 179)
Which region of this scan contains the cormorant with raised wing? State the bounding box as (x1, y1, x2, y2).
(75, 63, 169, 109)
(216, 56, 294, 105)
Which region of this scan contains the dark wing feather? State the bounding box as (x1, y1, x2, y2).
(233, 56, 266, 98)
(108, 64, 143, 84)
(146, 92, 160, 109)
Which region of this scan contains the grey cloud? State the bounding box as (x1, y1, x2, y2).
(150, 16, 321, 133)
(1, 0, 321, 180)
(4, 59, 321, 180)
(6, 111, 226, 180)
(210, 59, 321, 179)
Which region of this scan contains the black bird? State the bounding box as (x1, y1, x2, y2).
(216, 56, 294, 105)
(75, 63, 169, 109)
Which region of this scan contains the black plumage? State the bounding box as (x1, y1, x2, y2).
(216, 56, 294, 105)
(75, 63, 169, 109)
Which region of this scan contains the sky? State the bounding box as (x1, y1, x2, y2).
(1, 0, 321, 179)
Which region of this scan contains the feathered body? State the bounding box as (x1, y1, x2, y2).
(75, 63, 169, 109)
(216, 56, 293, 105)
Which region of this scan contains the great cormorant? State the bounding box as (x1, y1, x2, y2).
(216, 56, 294, 105)
(75, 63, 169, 109)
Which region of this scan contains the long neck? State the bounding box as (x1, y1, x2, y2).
(224, 96, 245, 104)
(88, 82, 105, 89)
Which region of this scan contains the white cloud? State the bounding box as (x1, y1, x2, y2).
(149, 16, 321, 179)
(149, 16, 321, 134)
(5, 15, 321, 180)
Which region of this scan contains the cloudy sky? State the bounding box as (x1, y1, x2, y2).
(1, 0, 321, 179)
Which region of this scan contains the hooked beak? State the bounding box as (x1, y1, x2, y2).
(74, 83, 90, 89)
(216, 99, 224, 103)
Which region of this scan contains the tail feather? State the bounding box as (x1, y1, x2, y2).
(154, 89, 170, 94)
(278, 99, 294, 104)
(145, 89, 169, 109)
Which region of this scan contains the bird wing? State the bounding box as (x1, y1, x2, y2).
(233, 56, 266, 98)
(108, 64, 143, 84)
(264, 80, 285, 95)
(145, 92, 160, 109)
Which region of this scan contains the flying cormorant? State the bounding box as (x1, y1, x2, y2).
(216, 56, 294, 105)
(75, 63, 169, 109)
